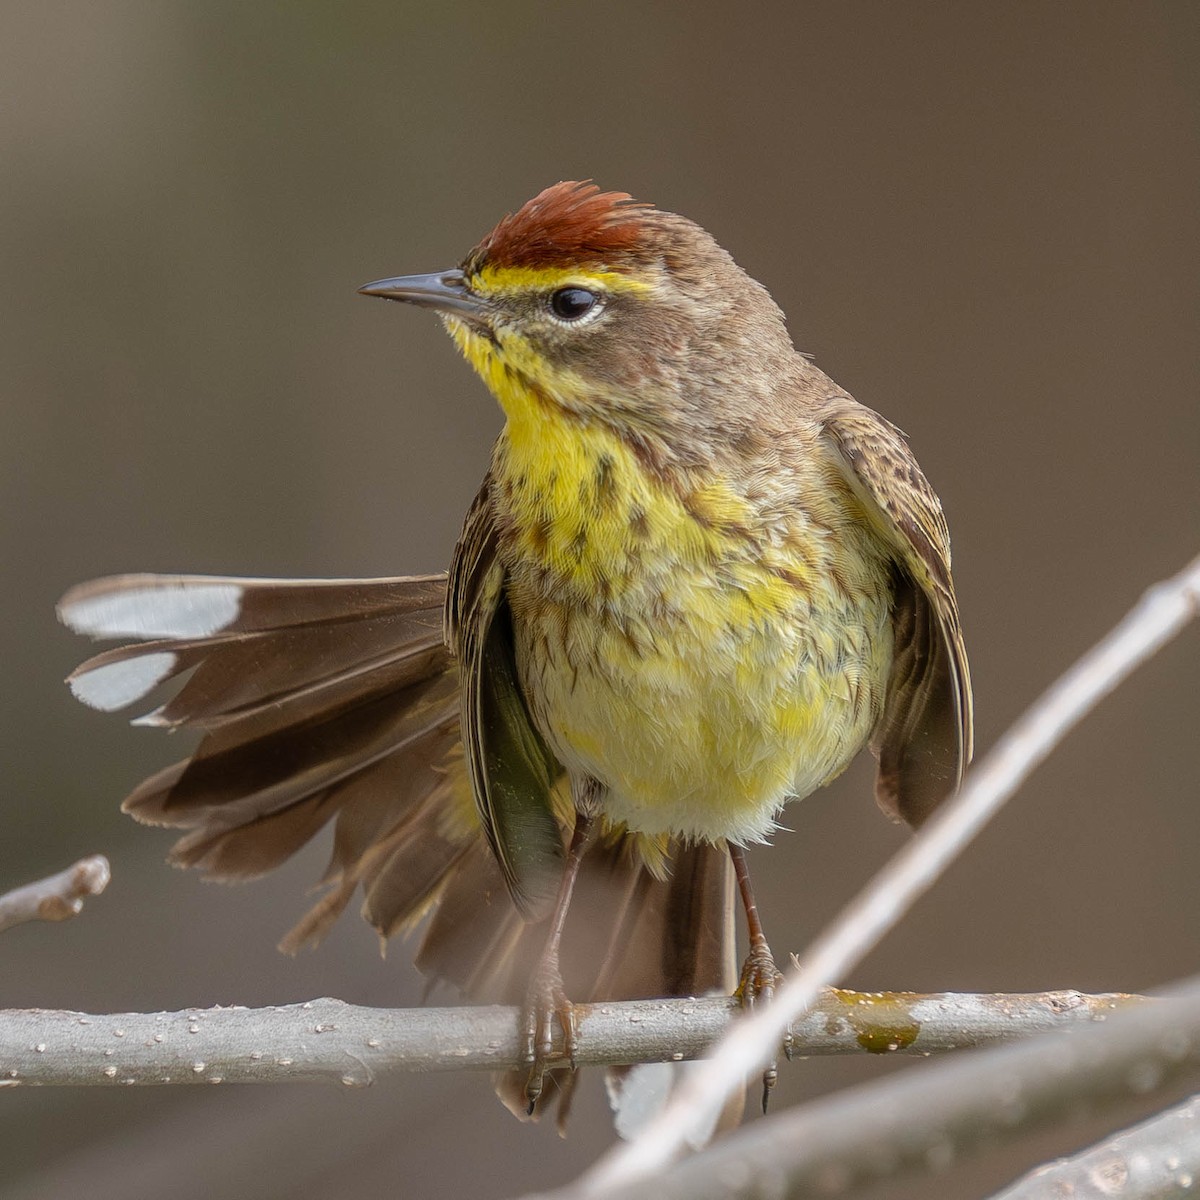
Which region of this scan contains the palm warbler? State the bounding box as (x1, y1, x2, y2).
(60, 181, 972, 1124)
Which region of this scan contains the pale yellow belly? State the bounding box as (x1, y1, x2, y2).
(510, 551, 893, 846)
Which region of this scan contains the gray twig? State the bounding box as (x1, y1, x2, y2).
(0, 855, 111, 935)
(587, 553, 1200, 1190)
(527, 979, 1200, 1200)
(986, 1092, 1200, 1200)
(0, 989, 1144, 1087)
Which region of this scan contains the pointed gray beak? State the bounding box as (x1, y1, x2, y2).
(357, 269, 484, 318)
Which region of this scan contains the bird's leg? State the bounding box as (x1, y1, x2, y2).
(521, 810, 593, 1114)
(728, 842, 786, 1111)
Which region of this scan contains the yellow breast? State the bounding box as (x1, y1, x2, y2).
(488, 398, 893, 847)
(447, 310, 892, 845)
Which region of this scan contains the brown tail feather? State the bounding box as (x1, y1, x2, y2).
(124, 673, 458, 826)
(59, 575, 465, 904)
(415, 837, 525, 995)
(59, 572, 448, 635)
(171, 789, 342, 878)
(595, 843, 741, 1138)
(277, 720, 467, 950)
(153, 627, 447, 735)
(60, 574, 738, 1130)
(416, 834, 736, 1125)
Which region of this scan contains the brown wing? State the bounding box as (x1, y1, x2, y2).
(446, 482, 565, 919)
(820, 399, 974, 826)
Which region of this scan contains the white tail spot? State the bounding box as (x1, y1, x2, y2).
(62, 584, 242, 640)
(69, 653, 178, 711)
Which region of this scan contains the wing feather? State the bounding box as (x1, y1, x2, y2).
(447, 481, 565, 918)
(820, 399, 973, 825)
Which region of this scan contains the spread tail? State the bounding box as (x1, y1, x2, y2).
(59, 573, 738, 1129)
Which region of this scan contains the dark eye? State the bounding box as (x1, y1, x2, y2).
(549, 287, 598, 321)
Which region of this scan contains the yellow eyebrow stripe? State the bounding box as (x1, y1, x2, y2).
(472, 264, 652, 296)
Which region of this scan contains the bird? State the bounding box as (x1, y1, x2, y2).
(59, 180, 972, 1127)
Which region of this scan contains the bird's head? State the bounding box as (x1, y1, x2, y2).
(361, 182, 801, 458)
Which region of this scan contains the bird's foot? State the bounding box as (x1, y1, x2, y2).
(736, 940, 787, 1111)
(520, 959, 577, 1115)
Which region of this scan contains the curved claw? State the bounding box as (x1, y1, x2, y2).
(736, 942, 785, 1112)
(516, 810, 594, 1116)
(521, 966, 576, 1113)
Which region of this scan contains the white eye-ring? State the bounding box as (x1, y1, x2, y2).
(548, 287, 601, 322)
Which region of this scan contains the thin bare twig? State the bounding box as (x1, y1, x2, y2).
(986, 1093, 1200, 1200)
(530, 979, 1200, 1200)
(0, 855, 110, 935)
(586, 553, 1200, 1190)
(0, 990, 1145, 1087)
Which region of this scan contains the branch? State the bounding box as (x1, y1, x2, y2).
(528, 979, 1200, 1200)
(986, 1093, 1200, 1200)
(586, 552, 1200, 1190)
(0, 990, 1144, 1087)
(0, 855, 110, 935)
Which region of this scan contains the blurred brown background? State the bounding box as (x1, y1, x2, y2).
(2, 3, 1197, 1198)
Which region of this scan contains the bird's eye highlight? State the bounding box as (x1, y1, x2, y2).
(549, 287, 599, 322)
